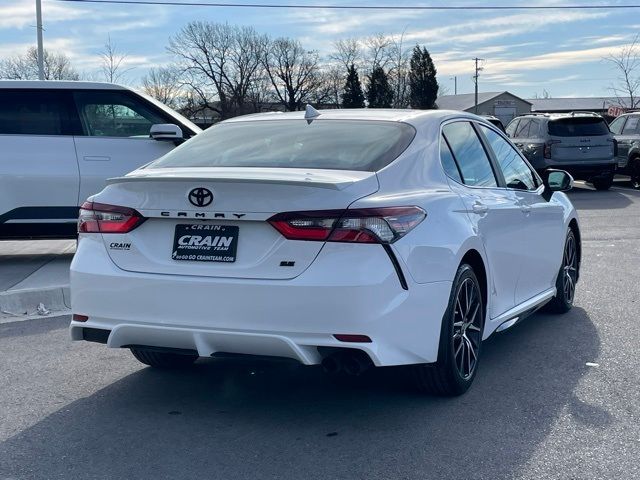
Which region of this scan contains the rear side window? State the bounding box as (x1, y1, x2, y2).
(440, 134, 463, 183)
(548, 117, 610, 137)
(622, 116, 640, 135)
(151, 120, 416, 172)
(0, 90, 74, 135)
(528, 119, 542, 138)
(505, 119, 519, 137)
(74, 91, 167, 138)
(608, 116, 626, 135)
(442, 122, 497, 187)
(514, 118, 532, 138)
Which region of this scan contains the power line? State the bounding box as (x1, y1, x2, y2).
(52, 0, 640, 10)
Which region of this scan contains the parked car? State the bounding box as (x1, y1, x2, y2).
(69, 108, 581, 396)
(506, 112, 616, 190)
(480, 114, 506, 133)
(0, 80, 201, 240)
(608, 112, 640, 189)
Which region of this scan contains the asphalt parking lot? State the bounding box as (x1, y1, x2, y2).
(1, 182, 639, 480)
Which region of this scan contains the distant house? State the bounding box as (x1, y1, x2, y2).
(527, 97, 634, 119)
(436, 91, 532, 126)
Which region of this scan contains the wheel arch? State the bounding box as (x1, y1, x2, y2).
(460, 249, 488, 316)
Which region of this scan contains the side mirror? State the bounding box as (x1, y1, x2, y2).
(543, 169, 573, 197)
(150, 124, 184, 143)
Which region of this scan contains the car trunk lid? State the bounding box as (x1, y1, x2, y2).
(94, 167, 379, 280)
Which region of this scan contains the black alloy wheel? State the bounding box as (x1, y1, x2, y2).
(546, 228, 578, 313)
(452, 277, 483, 380)
(414, 264, 484, 396)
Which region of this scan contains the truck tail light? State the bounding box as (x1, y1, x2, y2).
(268, 207, 426, 244)
(78, 202, 145, 234)
(544, 140, 561, 159)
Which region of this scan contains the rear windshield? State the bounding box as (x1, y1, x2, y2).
(150, 119, 416, 172)
(547, 117, 609, 137)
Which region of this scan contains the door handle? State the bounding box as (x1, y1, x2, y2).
(472, 202, 488, 214)
(520, 205, 532, 214)
(83, 156, 111, 162)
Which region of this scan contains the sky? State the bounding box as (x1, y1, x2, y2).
(0, 0, 639, 99)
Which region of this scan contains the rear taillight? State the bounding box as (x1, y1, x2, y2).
(608, 138, 618, 156)
(78, 202, 145, 234)
(268, 207, 426, 244)
(544, 140, 561, 159)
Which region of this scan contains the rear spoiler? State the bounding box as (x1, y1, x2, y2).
(106, 169, 376, 191)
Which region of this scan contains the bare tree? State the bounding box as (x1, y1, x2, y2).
(330, 38, 362, 71)
(316, 65, 344, 109)
(533, 89, 552, 99)
(0, 47, 79, 80)
(169, 22, 268, 119)
(99, 35, 132, 83)
(387, 31, 411, 108)
(263, 37, 322, 111)
(246, 69, 275, 112)
(605, 35, 640, 109)
(141, 65, 182, 108)
(364, 33, 391, 72)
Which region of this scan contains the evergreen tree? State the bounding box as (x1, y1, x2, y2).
(366, 66, 393, 108)
(341, 64, 365, 108)
(409, 45, 439, 109)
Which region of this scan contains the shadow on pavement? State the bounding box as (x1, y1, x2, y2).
(566, 185, 639, 210)
(0, 307, 601, 480)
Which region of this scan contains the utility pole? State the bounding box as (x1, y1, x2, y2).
(451, 76, 457, 95)
(473, 57, 484, 114)
(35, 0, 45, 80)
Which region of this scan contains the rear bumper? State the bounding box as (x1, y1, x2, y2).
(70, 235, 451, 366)
(537, 162, 616, 180)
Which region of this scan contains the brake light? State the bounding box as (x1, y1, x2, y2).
(78, 202, 145, 234)
(268, 207, 426, 244)
(544, 140, 561, 159)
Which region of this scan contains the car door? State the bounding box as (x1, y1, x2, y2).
(478, 124, 565, 305)
(442, 121, 525, 319)
(613, 115, 640, 170)
(72, 90, 178, 203)
(0, 89, 80, 234)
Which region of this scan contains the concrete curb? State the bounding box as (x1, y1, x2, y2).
(0, 285, 70, 317)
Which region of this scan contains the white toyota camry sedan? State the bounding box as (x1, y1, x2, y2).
(70, 108, 580, 396)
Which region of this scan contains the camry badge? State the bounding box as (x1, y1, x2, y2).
(188, 188, 213, 207)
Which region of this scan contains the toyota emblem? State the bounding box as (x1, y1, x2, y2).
(188, 187, 213, 207)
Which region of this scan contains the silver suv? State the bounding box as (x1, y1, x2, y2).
(608, 112, 640, 189)
(506, 112, 616, 190)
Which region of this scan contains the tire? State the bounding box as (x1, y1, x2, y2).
(545, 228, 578, 314)
(414, 264, 485, 396)
(592, 174, 614, 191)
(130, 347, 198, 368)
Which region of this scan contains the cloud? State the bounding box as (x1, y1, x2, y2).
(433, 40, 629, 78)
(283, 8, 417, 36)
(0, 0, 87, 30)
(405, 10, 610, 46)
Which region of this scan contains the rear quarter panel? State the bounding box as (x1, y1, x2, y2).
(352, 122, 486, 286)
